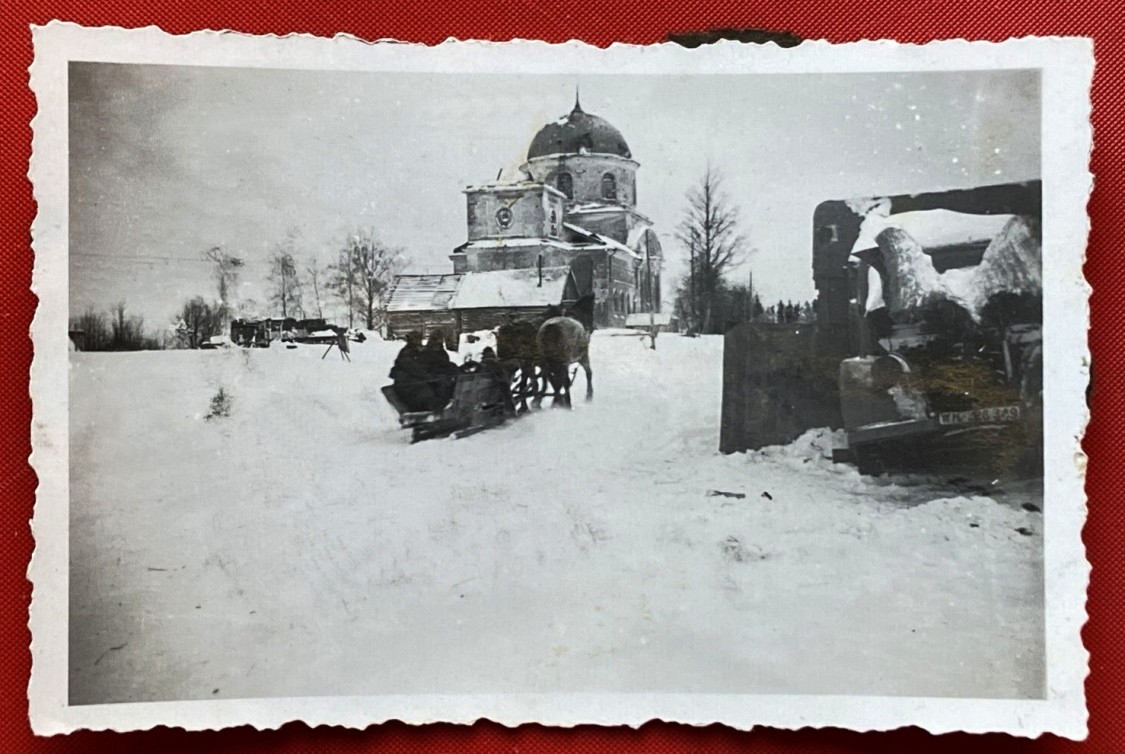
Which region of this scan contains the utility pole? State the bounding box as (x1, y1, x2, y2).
(279, 256, 287, 318)
(645, 233, 653, 311)
(689, 229, 699, 332)
(748, 268, 753, 322)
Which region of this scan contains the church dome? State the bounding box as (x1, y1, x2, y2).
(527, 98, 632, 160)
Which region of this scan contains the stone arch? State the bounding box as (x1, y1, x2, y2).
(601, 172, 617, 201)
(557, 172, 573, 199)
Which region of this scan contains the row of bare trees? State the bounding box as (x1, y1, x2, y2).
(71, 227, 406, 352)
(259, 228, 404, 330)
(166, 228, 404, 349)
(69, 302, 164, 351)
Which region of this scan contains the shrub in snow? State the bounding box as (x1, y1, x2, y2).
(721, 535, 768, 563)
(205, 387, 232, 421)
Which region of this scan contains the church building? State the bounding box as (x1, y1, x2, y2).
(386, 95, 663, 340)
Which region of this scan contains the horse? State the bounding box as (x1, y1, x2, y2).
(495, 305, 561, 412)
(536, 315, 593, 408)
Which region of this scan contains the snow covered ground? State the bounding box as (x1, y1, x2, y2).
(67, 333, 1045, 705)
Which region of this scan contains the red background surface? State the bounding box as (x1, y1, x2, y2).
(1, 1, 1119, 751)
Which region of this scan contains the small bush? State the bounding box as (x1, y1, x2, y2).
(205, 387, 232, 421)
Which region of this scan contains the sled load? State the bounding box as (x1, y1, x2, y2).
(721, 180, 1044, 476)
(381, 369, 517, 443)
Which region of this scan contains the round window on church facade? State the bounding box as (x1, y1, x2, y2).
(495, 206, 513, 229)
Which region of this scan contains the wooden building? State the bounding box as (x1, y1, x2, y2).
(385, 264, 587, 341)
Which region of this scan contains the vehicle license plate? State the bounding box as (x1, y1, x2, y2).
(938, 405, 1021, 425)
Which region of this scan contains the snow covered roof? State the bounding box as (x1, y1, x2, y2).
(463, 180, 566, 199)
(449, 268, 571, 310)
(851, 209, 1017, 258)
(568, 202, 631, 215)
(458, 237, 587, 251)
(563, 222, 640, 259)
(386, 274, 463, 312)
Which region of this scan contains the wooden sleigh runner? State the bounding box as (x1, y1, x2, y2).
(381, 369, 517, 443)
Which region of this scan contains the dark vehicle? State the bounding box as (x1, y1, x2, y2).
(839, 317, 1042, 474)
(291, 319, 341, 344)
(199, 334, 233, 350)
(231, 318, 346, 347)
(230, 319, 272, 347)
(720, 180, 1043, 476)
(838, 199, 1042, 474)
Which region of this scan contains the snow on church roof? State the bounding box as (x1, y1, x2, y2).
(386, 274, 463, 312)
(458, 237, 584, 251)
(563, 222, 640, 259)
(449, 267, 571, 310)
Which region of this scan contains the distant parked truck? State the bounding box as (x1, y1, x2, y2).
(230, 318, 344, 348)
(230, 319, 271, 347)
(199, 334, 233, 350)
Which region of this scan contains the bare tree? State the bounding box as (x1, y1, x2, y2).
(330, 248, 357, 328)
(70, 307, 112, 352)
(109, 301, 152, 350)
(203, 246, 243, 312)
(176, 296, 227, 348)
(267, 232, 305, 319)
(674, 166, 749, 334)
(331, 229, 404, 331)
(305, 255, 326, 319)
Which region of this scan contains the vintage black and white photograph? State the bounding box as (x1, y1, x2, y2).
(28, 26, 1091, 737)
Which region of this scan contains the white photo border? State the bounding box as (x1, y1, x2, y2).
(27, 22, 1093, 738)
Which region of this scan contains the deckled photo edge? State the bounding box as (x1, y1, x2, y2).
(26, 24, 1093, 739)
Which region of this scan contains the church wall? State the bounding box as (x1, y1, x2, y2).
(589, 251, 651, 328)
(452, 244, 595, 274)
(466, 187, 559, 242)
(565, 211, 631, 244)
(524, 154, 638, 209)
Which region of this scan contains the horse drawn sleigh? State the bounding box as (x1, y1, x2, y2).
(381, 305, 593, 443)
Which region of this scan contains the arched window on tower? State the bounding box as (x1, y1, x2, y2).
(601, 173, 617, 201)
(557, 172, 573, 199)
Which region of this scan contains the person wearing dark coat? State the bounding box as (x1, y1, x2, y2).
(390, 331, 442, 412)
(416, 331, 459, 408)
(479, 347, 515, 412)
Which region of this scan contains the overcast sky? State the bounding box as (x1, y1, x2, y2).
(69, 63, 1040, 325)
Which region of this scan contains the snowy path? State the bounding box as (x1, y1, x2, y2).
(68, 334, 1044, 704)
